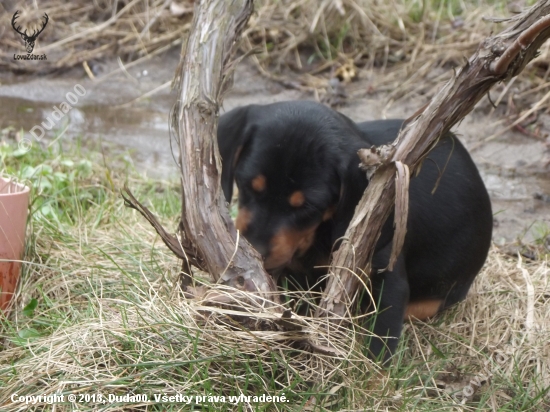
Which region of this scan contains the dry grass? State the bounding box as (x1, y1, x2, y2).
(1, 140, 549, 410)
(1, 1, 550, 410)
(397, 249, 550, 410)
(1, 1, 549, 88)
(0, 0, 192, 73)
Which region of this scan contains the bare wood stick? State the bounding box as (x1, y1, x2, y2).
(171, 0, 278, 301)
(121, 185, 204, 268)
(317, 0, 550, 318)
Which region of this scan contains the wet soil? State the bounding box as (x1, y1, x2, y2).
(1, 49, 549, 244)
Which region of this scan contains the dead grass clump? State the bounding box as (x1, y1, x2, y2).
(1, 142, 548, 410)
(4, 0, 550, 115)
(1, 201, 549, 410)
(397, 248, 550, 409)
(0, 229, 381, 410)
(0, 1, 541, 81)
(0, 143, 380, 410)
(0, 0, 194, 73)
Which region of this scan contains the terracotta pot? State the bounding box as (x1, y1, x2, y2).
(0, 176, 30, 314)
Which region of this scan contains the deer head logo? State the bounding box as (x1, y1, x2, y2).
(11, 11, 49, 54)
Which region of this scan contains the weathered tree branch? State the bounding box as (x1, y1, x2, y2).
(169, 0, 280, 303)
(125, 0, 279, 303)
(317, 0, 550, 318)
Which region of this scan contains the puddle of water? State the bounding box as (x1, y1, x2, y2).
(0, 57, 548, 242)
(0, 95, 176, 177)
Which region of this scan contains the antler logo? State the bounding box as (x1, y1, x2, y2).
(11, 10, 49, 54)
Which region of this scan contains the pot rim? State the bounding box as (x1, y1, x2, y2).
(0, 176, 31, 197)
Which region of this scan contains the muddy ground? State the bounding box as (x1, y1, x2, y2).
(1, 48, 549, 244)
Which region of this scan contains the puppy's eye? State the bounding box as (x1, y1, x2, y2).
(251, 174, 266, 192)
(289, 191, 306, 208)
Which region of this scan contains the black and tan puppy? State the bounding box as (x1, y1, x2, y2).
(217, 100, 492, 361)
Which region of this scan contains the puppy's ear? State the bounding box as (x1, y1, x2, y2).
(217, 105, 254, 201)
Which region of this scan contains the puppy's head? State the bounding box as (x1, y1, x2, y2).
(217, 101, 367, 271)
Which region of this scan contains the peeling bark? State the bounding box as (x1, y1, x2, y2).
(170, 0, 278, 302)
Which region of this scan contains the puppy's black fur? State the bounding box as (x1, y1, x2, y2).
(217, 101, 492, 362)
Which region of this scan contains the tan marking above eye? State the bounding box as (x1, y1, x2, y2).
(289, 191, 305, 207)
(251, 175, 266, 192)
